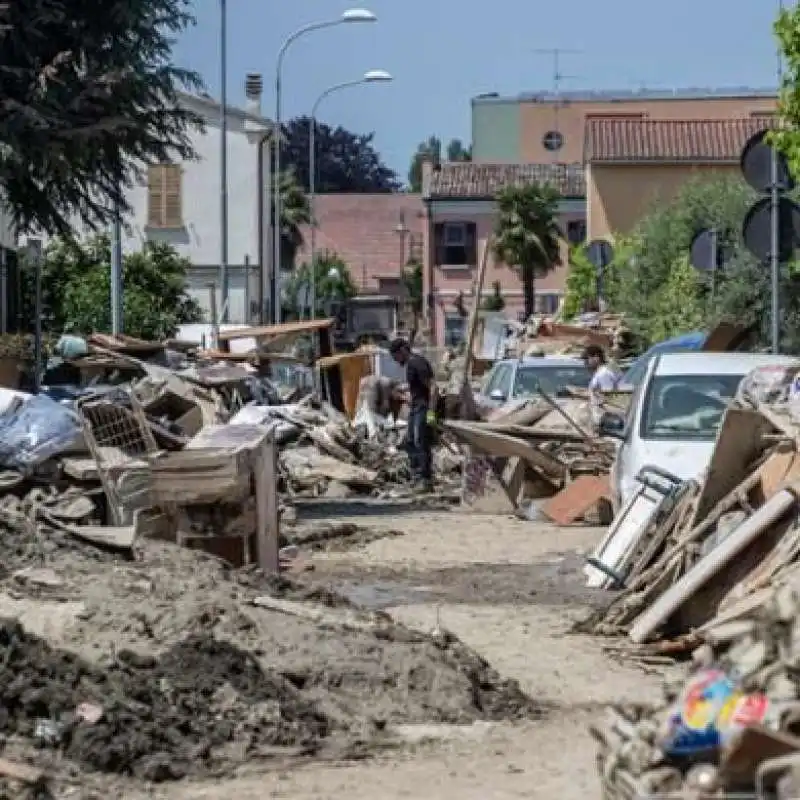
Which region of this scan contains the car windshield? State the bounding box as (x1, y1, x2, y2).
(641, 373, 744, 440)
(512, 365, 591, 398)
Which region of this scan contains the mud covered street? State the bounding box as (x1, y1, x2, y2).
(0, 506, 676, 799)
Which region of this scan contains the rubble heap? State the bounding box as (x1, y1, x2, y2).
(582, 362, 800, 646)
(593, 567, 800, 798)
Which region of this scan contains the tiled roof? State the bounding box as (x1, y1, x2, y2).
(425, 162, 585, 199)
(584, 118, 768, 163)
(295, 194, 425, 288)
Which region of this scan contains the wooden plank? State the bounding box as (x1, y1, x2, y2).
(41, 509, 136, 553)
(629, 489, 796, 644)
(254, 437, 279, 574)
(692, 408, 775, 524)
(458, 237, 492, 420)
(541, 475, 610, 525)
(444, 421, 565, 479)
(720, 726, 800, 787)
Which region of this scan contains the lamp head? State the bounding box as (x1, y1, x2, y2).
(341, 8, 377, 22)
(363, 69, 392, 82)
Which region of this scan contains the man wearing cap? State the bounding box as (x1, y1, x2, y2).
(389, 338, 435, 492)
(582, 344, 621, 427)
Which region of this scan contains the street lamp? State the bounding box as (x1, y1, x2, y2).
(272, 8, 377, 324)
(308, 68, 392, 318)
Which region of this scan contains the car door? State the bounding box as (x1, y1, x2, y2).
(477, 363, 513, 411)
(612, 356, 657, 507)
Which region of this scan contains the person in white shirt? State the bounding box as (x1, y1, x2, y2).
(582, 345, 621, 427)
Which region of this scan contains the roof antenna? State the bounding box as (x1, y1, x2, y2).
(533, 48, 582, 162)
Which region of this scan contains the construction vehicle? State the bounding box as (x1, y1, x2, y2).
(329, 295, 398, 351)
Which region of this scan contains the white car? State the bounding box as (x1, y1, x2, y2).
(474, 356, 590, 412)
(600, 351, 800, 508)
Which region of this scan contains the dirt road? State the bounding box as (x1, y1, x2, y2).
(0, 506, 669, 799)
(132, 508, 666, 800)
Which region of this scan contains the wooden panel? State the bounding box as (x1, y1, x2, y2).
(692, 408, 775, 523)
(147, 165, 163, 227)
(163, 164, 182, 227)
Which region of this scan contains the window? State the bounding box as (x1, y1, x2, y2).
(542, 131, 564, 151)
(566, 220, 586, 245)
(640, 373, 744, 441)
(435, 222, 477, 267)
(444, 313, 466, 347)
(484, 363, 513, 398)
(512, 365, 590, 398)
(147, 164, 183, 228)
(534, 294, 560, 314)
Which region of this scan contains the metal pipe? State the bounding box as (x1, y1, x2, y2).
(772, 0, 785, 353)
(274, 13, 377, 324)
(219, 0, 229, 322)
(28, 239, 43, 393)
(111, 199, 123, 334)
(308, 71, 392, 319)
(256, 136, 265, 323)
(309, 116, 316, 320)
(1, 247, 8, 335)
(771, 147, 780, 353)
(243, 254, 250, 323)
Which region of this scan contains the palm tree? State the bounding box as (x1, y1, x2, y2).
(272, 168, 311, 270)
(493, 183, 562, 319)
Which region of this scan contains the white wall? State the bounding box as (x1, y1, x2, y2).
(21, 94, 270, 326)
(120, 103, 264, 271)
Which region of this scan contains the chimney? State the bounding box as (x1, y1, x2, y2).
(244, 73, 263, 116)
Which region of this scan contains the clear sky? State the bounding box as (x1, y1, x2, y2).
(174, 0, 784, 182)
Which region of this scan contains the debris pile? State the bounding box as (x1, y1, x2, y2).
(593, 567, 800, 798)
(581, 363, 800, 647)
(444, 398, 616, 521)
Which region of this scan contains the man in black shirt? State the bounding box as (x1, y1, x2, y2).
(389, 338, 434, 491)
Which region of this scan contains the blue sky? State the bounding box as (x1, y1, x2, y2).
(175, 0, 784, 181)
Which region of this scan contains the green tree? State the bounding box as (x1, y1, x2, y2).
(446, 138, 472, 163)
(21, 235, 202, 339)
(493, 183, 562, 319)
(284, 252, 357, 318)
(273, 169, 312, 270)
(408, 136, 472, 191)
(482, 280, 506, 311)
(402, 260, 423, 332)
(608, 174, 800, 350)
(562, 238, 634, 319)
(0, 0, 202, 235)
(774, 4, 800, 174)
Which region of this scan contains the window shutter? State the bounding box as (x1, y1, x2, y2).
(434, 223, 445, 265)
(163, 164, 182, 227)
(466, 223, 477, 266)
(147, 165, 163, 227)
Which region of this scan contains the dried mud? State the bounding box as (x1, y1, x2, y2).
(284, 521, 404, 552)
(0, 535, 542, 784)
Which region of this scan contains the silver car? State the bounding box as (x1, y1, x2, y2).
(475, 356, 591, 411)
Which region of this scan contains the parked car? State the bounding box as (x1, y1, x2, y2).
(617, 331, 706, 390)
(601, 352, 800, 509)
(474, 356, 590, 412)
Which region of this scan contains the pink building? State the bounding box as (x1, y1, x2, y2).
(296, 193, 426, 295)
(420, 161, 586, 346)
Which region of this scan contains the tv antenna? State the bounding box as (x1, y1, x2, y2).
(533, 48, 582, 160)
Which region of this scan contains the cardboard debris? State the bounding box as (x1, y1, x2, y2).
(588, 359, 800, 799)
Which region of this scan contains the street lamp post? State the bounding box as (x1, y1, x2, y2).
(309, 69, 392, 318)
(273, 8, 376, 324)
(219, 0, 229, 322)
